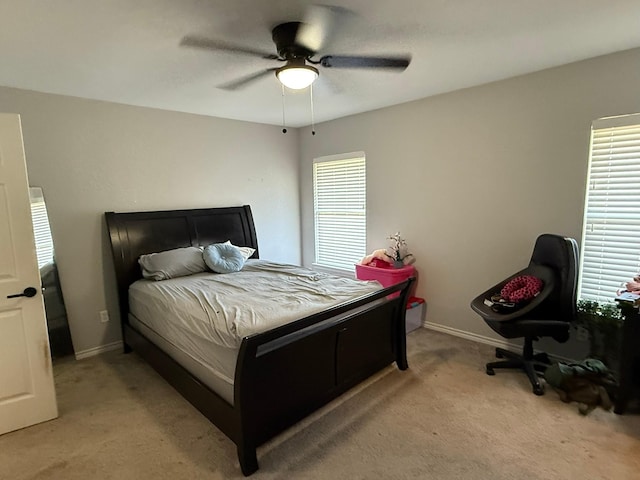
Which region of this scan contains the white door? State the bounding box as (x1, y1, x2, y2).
(0, 113, 57, 435)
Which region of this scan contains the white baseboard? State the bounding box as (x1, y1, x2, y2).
(75, 341, 123, 360)
(422, 321, 575, 363)
(423, 321, 518, 351)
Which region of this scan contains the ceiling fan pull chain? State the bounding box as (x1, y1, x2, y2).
(281, 84, 287, 134)
(310, 84, 316, 136)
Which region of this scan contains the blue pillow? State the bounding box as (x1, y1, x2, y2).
(203, 243, 245, 273)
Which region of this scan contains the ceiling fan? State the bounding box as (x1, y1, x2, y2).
(180, 5, 411, 91)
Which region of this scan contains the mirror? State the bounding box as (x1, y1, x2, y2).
(29, 187, 74, 359)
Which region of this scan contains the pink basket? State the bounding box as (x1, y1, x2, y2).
(355, 264, 415, 298)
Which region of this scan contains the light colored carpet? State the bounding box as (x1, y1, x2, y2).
(1, 329, 639, 480)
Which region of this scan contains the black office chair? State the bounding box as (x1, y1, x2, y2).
(470, 234, 579, 395)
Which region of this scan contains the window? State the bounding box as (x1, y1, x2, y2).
(578, 114, 640, 302)
(313, 152, 366, 272)
(29, 187, 55, 268)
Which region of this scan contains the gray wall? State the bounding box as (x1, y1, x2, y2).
(0, 87, 301, 356)
(299, 47, 640, 355)
(3, 46, 640, 358)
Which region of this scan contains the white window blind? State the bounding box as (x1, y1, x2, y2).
(29, 187, 55, 268)
(313, 153, 366, 271)
(579, 114, 640, 302)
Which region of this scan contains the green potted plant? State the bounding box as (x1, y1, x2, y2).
(576, 299, 623, 373)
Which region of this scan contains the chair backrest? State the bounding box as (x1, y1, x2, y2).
(528, 234, 579, 321)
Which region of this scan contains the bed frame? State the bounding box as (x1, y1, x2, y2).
(105, 205, 415, 476)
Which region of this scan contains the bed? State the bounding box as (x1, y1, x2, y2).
(105, 205, 415, 475)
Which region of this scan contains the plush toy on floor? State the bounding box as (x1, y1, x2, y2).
(545, 359, 617, 415)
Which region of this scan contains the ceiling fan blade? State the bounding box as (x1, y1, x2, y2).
(180, 35, 279, 60)
(296, 4, 351, 53)
(217, 68, 278, 90)
(319, 55, 411, 70)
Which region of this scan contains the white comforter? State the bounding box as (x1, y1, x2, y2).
(129, 260, 382, 348)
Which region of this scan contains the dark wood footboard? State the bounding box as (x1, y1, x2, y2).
(234, 278, 414, 475)
(119, 278, 413, 476)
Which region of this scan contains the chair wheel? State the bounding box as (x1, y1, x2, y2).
(534, 352, 551, 364)
(533, 385, 545, 396)
(486, 367, 495, 376)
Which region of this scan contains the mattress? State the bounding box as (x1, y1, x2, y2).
(129, 314, 237, 404)
(128, 260, 382, 405)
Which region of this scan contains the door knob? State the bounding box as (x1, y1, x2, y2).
(7, 287, 38, 299)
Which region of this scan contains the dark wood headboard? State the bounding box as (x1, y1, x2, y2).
(105, 205, 259, 323)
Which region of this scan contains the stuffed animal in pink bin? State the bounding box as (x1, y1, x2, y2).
(359, 233, 416, 269)
(359, 249, 393, 268)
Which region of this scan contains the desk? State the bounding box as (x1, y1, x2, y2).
(614, 300, 640, 414)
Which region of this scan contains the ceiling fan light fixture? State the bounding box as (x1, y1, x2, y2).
(276, 64, 318, 89)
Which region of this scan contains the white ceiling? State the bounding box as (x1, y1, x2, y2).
(2, 1, 640, 127)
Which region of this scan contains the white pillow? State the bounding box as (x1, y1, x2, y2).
(224, 240, 256, 261)
(139, 246, 206, 281)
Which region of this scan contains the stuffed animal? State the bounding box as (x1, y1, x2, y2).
(616, 274, 640, 296)
(625, 274, 640, 293)
(359, 249, 392, 266)
(545, 359, 617, 415)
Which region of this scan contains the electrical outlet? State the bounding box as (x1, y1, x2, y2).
(99, 310, 109, 323)
(576, 326, 589, 342)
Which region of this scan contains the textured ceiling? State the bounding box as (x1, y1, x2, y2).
(2, 1, 640, 127)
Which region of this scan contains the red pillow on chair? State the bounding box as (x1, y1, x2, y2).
(500, 275, 544, 303)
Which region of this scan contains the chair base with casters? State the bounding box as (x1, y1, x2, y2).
(486, 339, 553, 396)
(470, 234, 579, 396)
(483, 317, 571, 395)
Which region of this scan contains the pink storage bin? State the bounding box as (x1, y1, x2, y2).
(355, 264, 416, 298)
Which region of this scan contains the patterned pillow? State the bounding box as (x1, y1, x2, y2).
(501, 275, 544, 303)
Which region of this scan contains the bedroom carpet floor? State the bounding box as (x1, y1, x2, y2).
(1, 328, 639, 480)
